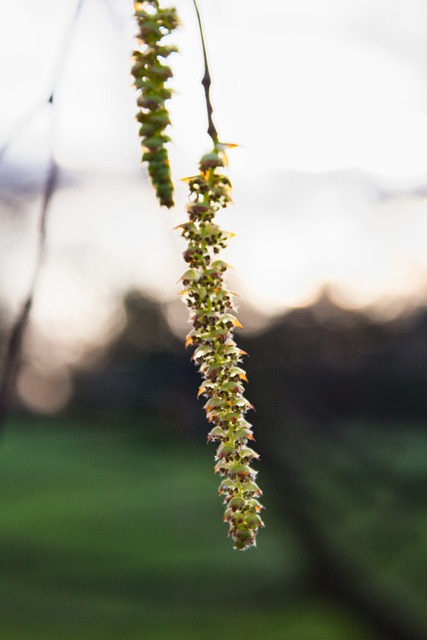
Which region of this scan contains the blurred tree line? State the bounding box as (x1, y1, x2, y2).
(57, 289, 427, 640)
(72, 290, 427, 428)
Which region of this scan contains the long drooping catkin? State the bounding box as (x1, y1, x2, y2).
(178, 149, 264, 550)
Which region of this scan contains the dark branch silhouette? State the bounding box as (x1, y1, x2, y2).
(0, 0, 85, 432)
(0, 158, 58, 430)
(192, 0, 219, 145)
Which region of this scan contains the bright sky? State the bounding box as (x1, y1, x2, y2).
(2, 0, 427, 364)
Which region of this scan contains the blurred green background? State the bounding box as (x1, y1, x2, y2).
(1, 294, 427, 640)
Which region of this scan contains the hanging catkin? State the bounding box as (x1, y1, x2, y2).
(178, 148, 264, 550)
(132, 1, 178, 208)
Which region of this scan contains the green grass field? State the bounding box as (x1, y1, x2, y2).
(0, 418, 401, 639)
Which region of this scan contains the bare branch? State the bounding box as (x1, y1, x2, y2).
(0, 158, 58, 431)
(0, 0, 85, 164)
(192, 0, 219, 145)
(0, 0, 85, 432)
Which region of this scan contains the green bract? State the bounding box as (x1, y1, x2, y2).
(179, 148, 264, 550)
(132, 1, 179, 208)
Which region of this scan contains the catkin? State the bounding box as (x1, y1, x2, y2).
(179, 149, 264, 550)
(132, 1, 179, 208)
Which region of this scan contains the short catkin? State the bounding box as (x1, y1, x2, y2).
(132, 0, 179, 208)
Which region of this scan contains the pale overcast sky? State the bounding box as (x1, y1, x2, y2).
(1, 0, 427, 358)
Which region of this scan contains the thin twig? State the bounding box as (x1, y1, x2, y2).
(0, 103, 45, 165)
(47, 0, 86, 95)
(101, 0, 127, 36)
(192, 0, 219, 145)
(0, 0, 85, 433)
(0, 0, 85, 165)
(0, 156, 58, 429)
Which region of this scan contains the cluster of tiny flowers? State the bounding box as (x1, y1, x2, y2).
(178, 149, 264, 550)
(132, 0, 179, 208)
